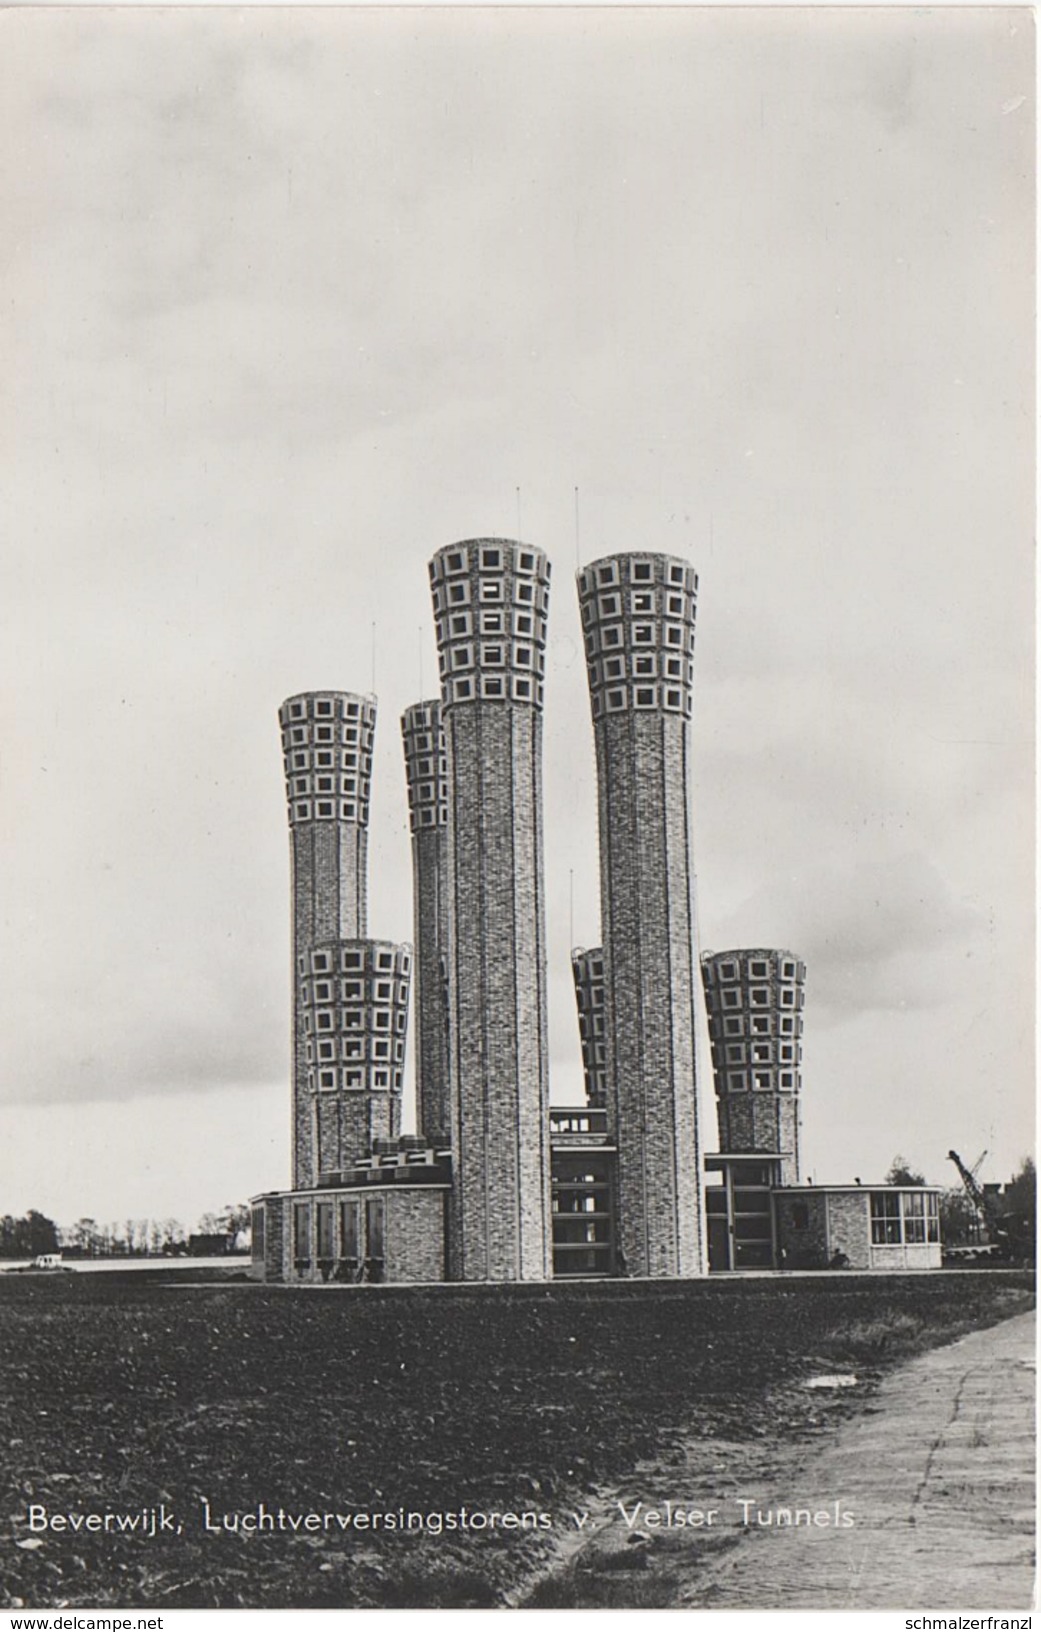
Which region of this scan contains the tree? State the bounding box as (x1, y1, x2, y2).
(1001, 1156, 1036, 1255)
(25, 1210, 60, 1256)
(0, 1211, 60, 1258)
(71, 1218, 100, 1257)
(196, 1205, 250, 1252)
(220, 1204, 251, 1249)
(885, 1155, 926, 1187)
(938, 1186, 980, 1246)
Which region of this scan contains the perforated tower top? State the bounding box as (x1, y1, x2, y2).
(429, 539, 550, 711)
(576, 553, 697, 721)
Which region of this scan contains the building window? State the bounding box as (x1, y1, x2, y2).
(293, 1203, 310, 1260)
(316, 1202, 334, 1258)
(870, 1192, 902, 1245)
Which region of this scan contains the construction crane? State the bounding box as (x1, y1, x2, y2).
(947, 1149, 1030, 1263)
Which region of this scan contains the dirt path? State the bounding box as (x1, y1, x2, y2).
(524, 1310, 1036, 1610)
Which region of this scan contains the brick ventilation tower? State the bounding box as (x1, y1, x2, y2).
(297, 939, 410, 1175)
(700, 950, 805, 1185)
(571, 947, 607, 1108)
(577, 553, 704, 1277)
(430, 538, 552, 1281)
(400, 700, 451, 1148)
(280, 692, 408, 1184)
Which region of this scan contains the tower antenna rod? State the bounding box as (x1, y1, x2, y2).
(574, 486, 580, 569)
(569, 867, 574, 948)
(371, 621, 376, 695)
(516, 486, 522, 535)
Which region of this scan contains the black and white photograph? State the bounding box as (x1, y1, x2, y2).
(0, 4, 1034, 1616)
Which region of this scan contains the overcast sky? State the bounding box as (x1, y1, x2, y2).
(0, 6, 1033, 1232)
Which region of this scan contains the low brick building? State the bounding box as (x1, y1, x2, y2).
(775, 1185, 942, 1271)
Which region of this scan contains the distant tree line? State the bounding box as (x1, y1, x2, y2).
(0, 1204, 251, 1258)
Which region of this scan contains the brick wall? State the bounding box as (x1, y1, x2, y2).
(432, 540, 552, 1282)
(579, 552, 703, 1279)
(444, 702, 552, 1280)
(253, 1195, 285, 1282)
(775, 1190, 828, 1269)
(385, 1189, 449, 1282)
(261, 1185, 448, 1284)
(401, 700, 451, 1148)
(826, 1191, 871, 1269)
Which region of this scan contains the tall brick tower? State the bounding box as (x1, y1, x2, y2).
(400, 700, 451, 1148)
(279, 691, 408, 1186)
(700, 949, 805, 1185)
(429, 538, 552, 1281)
(571, 946, 607, 1108)
(577, 552, 704, 1277)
